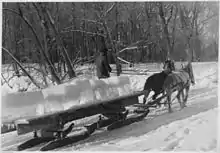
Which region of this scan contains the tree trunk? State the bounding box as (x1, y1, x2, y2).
(5, 4, 61, 84)
(102, 21, 121, 76)
(44, 6, 76, 78)
(158, 3, 172, 60)
(3, 47, 42, 89)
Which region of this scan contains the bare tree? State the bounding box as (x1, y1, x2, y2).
(2, 47, 42, 89)
(158, 2, 176, 59)
(3, 4, 61, 84)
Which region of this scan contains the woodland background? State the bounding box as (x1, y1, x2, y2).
(2, 2, 219, 88)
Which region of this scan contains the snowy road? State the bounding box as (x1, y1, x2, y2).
(1, 62, 218, 151)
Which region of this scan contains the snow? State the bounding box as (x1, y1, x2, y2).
(1, 62, 218, 151)
(76, 108, 218, 151)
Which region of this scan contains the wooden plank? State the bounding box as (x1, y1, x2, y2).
(16, 91, 145, 135)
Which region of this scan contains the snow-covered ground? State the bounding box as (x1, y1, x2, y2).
(1, 62, 219, 151)
(75, 108, 218, 151)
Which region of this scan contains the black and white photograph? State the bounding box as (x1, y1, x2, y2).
(1, 1, 219, 151)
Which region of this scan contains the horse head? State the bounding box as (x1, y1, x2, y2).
(183, 62, 195, 85)
(163, 59, 175, 73)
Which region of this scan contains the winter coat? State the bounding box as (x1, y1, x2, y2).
(95, 54, 112, 79)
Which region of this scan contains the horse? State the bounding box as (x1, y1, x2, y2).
(143, 60, 175, 105)
(163, 59, 175, 71)
(162, 61, 195, 113)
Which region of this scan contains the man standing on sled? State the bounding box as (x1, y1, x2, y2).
(95, 48, 112, 79)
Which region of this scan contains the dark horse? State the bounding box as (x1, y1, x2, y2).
(143, 60, 175, 104)
(162, 62, 195, 113)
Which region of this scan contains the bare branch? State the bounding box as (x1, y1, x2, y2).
(118, 45, 149, 54)
(167, 5, 174, 24)
(3, 8, 44, 54)
(78, 18, 103, 25)
(136, 10, 144, 20)
(61, 29, 105, 37)
(117, 57, 132, 64)
(16, 38, 32, 45)
(72, 50, 81, 66)
(158, 2, 166, 25)
(104, 2, 117, 17)
(1, 73, 13, 89)
(2, 47, 42, 89)
(200, 13, 218, 25)
(171, 4, 178, 51)
(32, 3, 43, 21)
(3, 7, 60, 84)
(44, 6, 76, 78)
(63, 19, 102, 32)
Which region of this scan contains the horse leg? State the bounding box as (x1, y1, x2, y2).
(162, 91, 168, 107)
(183, 85, 190, 107)
(166, 90, 173, 113)
(152, 92, 161, 107)
(143, 89, 150, 104)
(176, 91, 183, 109)
(177, 84, 186, 109)
(181, 87, 185, 106)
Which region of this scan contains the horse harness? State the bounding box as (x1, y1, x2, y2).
(165, 70, 190, 92)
